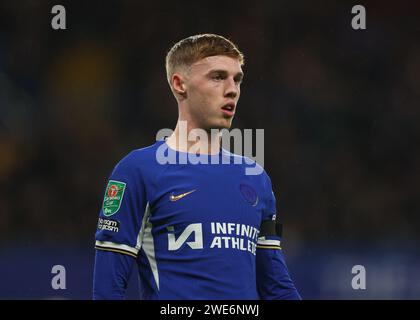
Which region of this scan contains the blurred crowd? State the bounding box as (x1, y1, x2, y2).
(0, 1, 419, 249)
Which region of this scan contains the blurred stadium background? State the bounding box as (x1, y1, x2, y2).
(1, 0, 420, 299)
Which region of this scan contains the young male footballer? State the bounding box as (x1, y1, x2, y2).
(93, 34, 301, 300)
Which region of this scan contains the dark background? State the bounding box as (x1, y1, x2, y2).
(1, 0, 419, 299)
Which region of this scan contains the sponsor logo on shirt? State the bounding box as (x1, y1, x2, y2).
(97, 218, 120, 233)
(169, 189, 197, 202)
(102, 180, 126, 216)
(167, 222, 259, 255)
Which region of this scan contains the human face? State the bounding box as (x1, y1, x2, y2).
(183, 55, 243, 130)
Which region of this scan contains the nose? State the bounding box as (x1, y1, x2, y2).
(224, 77, 239, 99)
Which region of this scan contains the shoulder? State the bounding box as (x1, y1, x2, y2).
(221, 148, 270, 181)
(112, 140, 165, 175)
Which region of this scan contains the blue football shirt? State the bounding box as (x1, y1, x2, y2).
(94, 139, 290, 300)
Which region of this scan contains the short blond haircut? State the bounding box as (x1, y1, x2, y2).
(165, 34, 244, 83)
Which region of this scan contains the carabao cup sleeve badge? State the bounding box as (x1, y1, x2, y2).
(102, 180, 127, 216)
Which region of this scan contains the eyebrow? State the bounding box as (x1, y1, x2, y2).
(208, 69, 244, 81)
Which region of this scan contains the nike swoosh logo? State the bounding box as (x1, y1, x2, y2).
(170, 189, 197, 202)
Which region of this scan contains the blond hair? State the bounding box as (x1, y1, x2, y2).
(165, 34, 244, 83)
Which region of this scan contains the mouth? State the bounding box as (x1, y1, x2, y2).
(221, 102, 236, 117)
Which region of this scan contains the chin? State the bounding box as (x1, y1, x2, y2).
(201, 117, 233, 131)
(212, 122, 232, 130)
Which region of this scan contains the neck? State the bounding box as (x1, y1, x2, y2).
(166, 120, 221, 155)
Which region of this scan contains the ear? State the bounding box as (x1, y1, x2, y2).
(171, 73, 187, 98)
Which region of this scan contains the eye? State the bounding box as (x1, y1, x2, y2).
(212, 74, 224, 81)
(234, 75, 243, 84)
